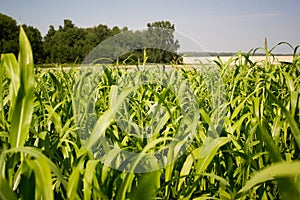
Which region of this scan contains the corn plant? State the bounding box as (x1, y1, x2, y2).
(0, 27, 299, 200)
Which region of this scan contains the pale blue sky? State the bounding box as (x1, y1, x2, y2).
(1, 0, 299, 53)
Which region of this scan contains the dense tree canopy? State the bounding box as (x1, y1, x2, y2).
(0, 13, 43, 63)
(146, 21, 181, 63)
(0, 13, 181, 64)
(0, 13, 19, 56)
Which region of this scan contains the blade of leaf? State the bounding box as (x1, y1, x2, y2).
(5, 147, 67, 188)
(236, 161, 300, 198)
(267, 89, 300, 149)
(1, 53, 19, 99)
(130, 171, 160, 200)
(67, 167, 81, 200)
(26, 157, 54, 200)
(0, 176, 18, 200)
(10, 26, 34, 148)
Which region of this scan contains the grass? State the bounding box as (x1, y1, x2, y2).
(0, 27, 300, 199)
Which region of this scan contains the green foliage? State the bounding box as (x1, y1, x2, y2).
(0, 13, 43, 64)
(26, 157, 54, 200)
(9, 26, 34, 148)
(1, 12, 181, 65)
(83, 21, 182, 65)
(0, 13, 19, 56)
(236, 161, 300, 198)
(0, 27, 300, 199)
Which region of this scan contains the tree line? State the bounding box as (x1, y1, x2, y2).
(0, 13, 182, 64)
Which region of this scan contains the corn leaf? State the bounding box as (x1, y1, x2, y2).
(236, 161, 300, 198)
(267, 90, 300, 149)
(0, 176, 17, 200)
(10, 26, 34, 148)
(67, 167, 81, 200)
(26, 157, 54, 200)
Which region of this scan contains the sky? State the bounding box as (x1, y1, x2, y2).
(0, 0, 299, 53)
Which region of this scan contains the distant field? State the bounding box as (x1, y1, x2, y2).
(40, 56, 294, 71)
(183, 55, 294, 64)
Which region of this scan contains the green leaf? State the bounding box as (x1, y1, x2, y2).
(83, 161, 96, 200)
(67, 167, 81, 200)
(290, 91, 298, 118)
(5, 147, 67, 188)
(257, 122, 282, 162)
(130, 171, 160, 200)
(267, 90, 300, 149)
(116, 172, 135, 200)
(236, 161, 300, 198)
(283, 72, 294, 92)
(26, 157, 54, 200)
(195, 137, 231, 174)
(0, 176, 17, 200)
(1, 53, 19, 119)
(19, 163, 35, 200)
(83, 160, 108, 200)
(178, 137, 231, 192)
(87, 85, 136, 150)
(10, 26, 34, 148)
(257, 119, 300, 200)
(177, 152, 194, 191)
(1, 53, 19, 94)
(0, 55, 5, 125)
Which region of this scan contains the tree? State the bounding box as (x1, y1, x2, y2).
(63, 19, 75, 30)
(44, 20, 83, 63)
(146, 21, 181, 63)
(43, 20, 124, 63)
(0, 13, 44, 63)
(44, 25, 56, 42)
(1, 13, 182, 64)
(0, 13, 19, 55)
(147, 21, 175, 30)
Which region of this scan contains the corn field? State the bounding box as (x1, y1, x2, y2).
(0, 27, 300, 200)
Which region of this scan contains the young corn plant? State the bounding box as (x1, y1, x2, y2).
(0, 27, 300, 200)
